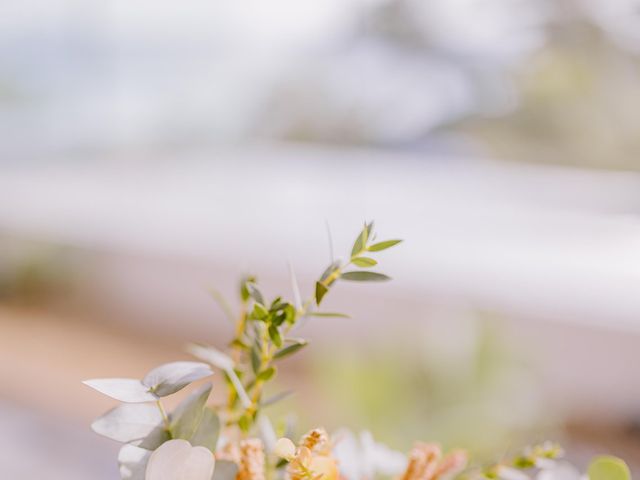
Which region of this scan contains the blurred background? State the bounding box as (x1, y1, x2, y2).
(2, 0, 640, 478)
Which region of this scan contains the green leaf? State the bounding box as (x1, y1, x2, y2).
(208, 289, 235, 324)
(588, 456, 631, 480)
(252, 302, 269, 320)
(260, 390, 294, 408)
(170, 383, 212, 440)
(246, 282, 264, 305)
(319, 260, 341, 282)
(212, 460, 239, 480)
(250, 345, 261, 374)
(351, 223, 371, 257)
(315, 281, 329, 305)
(238, 414, 251, 433)
(367, 239, 402, 252)
(351, 257, 377, 268)
(274, 340, 308, 360)
(340, 271, 391, 282)
(189, 408, 220, 452)
(257, 367, 276, 381)
(284, 304, 296, 325)
(142, 361, 213, 398)
(239, 276, 256, 302)
(308, 312, 350, 318)
(268, 325, 283, 348)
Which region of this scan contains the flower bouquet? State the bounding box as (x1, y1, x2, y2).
(84, 223, 632, 480)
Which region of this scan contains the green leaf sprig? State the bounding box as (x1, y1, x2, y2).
(199, 221, 402, 433)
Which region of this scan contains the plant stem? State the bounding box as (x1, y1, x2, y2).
(156, 400, 171, 432)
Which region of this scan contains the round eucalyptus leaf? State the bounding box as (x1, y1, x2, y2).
(145, 439, 215, 480)
(188, 344, 235, 371)
(91, 403, 165, 444)
(189, 408, 220, 452)
(212, 460, 239, 480)
(143, 361, 213, 397)
(83, 378, 157, 403)
(170, 383, 212, 440)
(118, 444, 151, 480)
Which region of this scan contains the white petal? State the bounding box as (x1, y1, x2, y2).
(536, 462, 582, 480)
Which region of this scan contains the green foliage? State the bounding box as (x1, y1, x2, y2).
(84, 221, 401, 478)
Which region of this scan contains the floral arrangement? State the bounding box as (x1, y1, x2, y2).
(84, 223, 632, 480)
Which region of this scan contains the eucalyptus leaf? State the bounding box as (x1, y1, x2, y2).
(315, 282, 329, 305)
(212, 460, 239, 480)
(119, 444, 151, 480)
(274, 341, 308, 360)
(143, 362, 212, 397)
(367, 239, 402, 252)
(187, 344, 235, 371)
(91, 403, 165, 444)
(351, 257, 377, 267)
(83, 378, 157, 403)
(588, 456, 630, 480)
(189, 408, 220, 452)
(340, 271, 391, 282)
(170, 383, 212, 440)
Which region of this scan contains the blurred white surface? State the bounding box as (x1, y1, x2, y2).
(2, 145, 640, 332)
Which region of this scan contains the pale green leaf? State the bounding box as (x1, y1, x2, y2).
(260, 390, 294, 408)
(170, 383, 212, 440)
(351, 257, 377, 268)
(91, 403, 165, 445)
(83, 378, 157, 403)
(340, 271, 391, 282)
(143, 362, 212, 398)
(189, 408, 220, 452)
(212, 460, 239, 480)
(274, 340, 308, 360)
(308, 312, 350, 318)
(188, 344, 234, 371)
(119, 444, 151, 480)
(367, 239, 402, 252)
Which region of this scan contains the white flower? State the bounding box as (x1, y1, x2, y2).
(498, 466, 531, 480)
(332, 429, 407, 480)
(536, 462, 587, 480)
(146, 439, 215, 480)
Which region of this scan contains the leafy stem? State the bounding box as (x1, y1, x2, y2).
(216, 222, 401, 433)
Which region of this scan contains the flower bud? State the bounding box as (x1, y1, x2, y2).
(275, 437, 297, 460)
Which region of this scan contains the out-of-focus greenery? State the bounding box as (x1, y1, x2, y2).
(462, 22, 640, 171)
(302, 314, 558, 460)
(0, 238, 73, 305)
